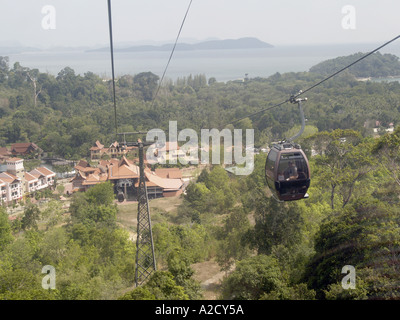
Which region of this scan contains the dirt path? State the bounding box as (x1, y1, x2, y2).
(191, 260, 233, 300)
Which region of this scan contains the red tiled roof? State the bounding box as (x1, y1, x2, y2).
(90, 140, 104, 150)
(118, 156, 132, 167)
(76, 160, 90, 168)
(6, 157, 24, 162)
(70, 171, 86, 182)
(108, 163, 139, 179)
(10, 143, 40, 154)
(70, 156, 183, 192)
(34, 167, 56, 177)
(0, 172, 20, 183)
(137, 170, 183, 190)
(155, 168, 182, 179)
(104, 156, 139, 180)
(0, 147, 11, 156)
(30, 172, 45, 179)
(25, 172, 38, 182)
(82, 172, 108, 185)
(79, 167, 98, 174)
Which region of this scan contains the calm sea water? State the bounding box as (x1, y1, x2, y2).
(6, 43, 400, 82)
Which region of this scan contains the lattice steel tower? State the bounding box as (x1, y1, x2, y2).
(135, 139, 156, 286)
(118, 133, 156, 287)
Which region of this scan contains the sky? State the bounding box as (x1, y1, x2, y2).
(0, 0, 399, 48)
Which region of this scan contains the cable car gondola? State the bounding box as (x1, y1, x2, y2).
(265, 141, 310, 201)
(265, 96, 310, 201)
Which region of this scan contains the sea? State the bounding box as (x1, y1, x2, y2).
(4, 42, 400, 82)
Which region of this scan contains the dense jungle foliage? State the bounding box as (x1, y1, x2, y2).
(1, 51, 400, 300)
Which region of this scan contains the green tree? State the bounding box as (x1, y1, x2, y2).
(216, 207, 251, 271)
(205, 165, 236, 213)
(241, 153, 268, 211)
(0, 56, 9, 84)
(38, 227, 68, 265)
(248, 197, 304, 255)
(373, 126, 400, 187)
(0, 207, 13, 250)
(167, 250, 203, 300)
(118, 287, 156, 300)
(119, 271, 188, 300)
(220, 255, 287, 300)
(85, 181, 115, 207)
(183, 182, 212, 214)
(69, 182, 117, 227)
(196, 168, 209, 184)
(41, 199, 64, 230)
(133, 72, 159, 101)
(21, 204, 40, 231)
(305, 197, 400, 299)
(305, 129, 375, 209)
(0, 268, 57, 300)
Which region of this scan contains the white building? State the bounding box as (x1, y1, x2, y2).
(0, 172, 23, 204)
(0, 179, 7, 204)
(29, 167, 56, 190)
(0, 158, 56, 205)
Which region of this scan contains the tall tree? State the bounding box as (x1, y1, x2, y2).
(0, 56, 9, 83)
(220, 255, 286, 300)
(21, 204, 40, 231)
(305, 129, 376, 209)
(373, 126, 400, 187)
(0, 208, 13, 251)
(133, 72, 159, 101)
(249, 197, 303, 255)
(305, 197, 400, 299)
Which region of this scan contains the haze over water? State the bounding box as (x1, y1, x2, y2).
(5, 42, 400, 82)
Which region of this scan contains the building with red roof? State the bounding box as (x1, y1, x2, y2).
(90, 140, 138, 161)
(70, 156, 184, 199)
(10, 142, 42, 157)
(0, 157, 56, 205)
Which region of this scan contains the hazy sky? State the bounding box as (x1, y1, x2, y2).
(1, 0, 399, 48)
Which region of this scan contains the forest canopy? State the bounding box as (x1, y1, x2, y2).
(0, 52, 400, 160)
(309, 52, 400, 78)
(1, 51, 400, 300)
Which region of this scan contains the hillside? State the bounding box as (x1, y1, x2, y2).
(2, 53, 400, 301)
(309, 52, 400, 78)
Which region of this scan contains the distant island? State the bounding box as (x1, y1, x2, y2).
(87, 37, 274, 53)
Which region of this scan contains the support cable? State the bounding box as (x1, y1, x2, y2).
(150, 0, 193, 107)
(107, 0, 118, 136)
(229, 34, 400, 127)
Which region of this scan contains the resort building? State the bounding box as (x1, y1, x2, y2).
(10, 142, 42, 157)
(90, 140, 138, 161)
(0, 157, 56, 205)
(70, 156, 184, 200)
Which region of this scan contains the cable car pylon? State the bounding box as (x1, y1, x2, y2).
(287, 93, 307, 143)
(265, 93, 311, 202)
(117, 132, 157, 287)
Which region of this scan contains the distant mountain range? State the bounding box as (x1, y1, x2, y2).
(0, 37, 273, 55)
(87, 37, 274, 53)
